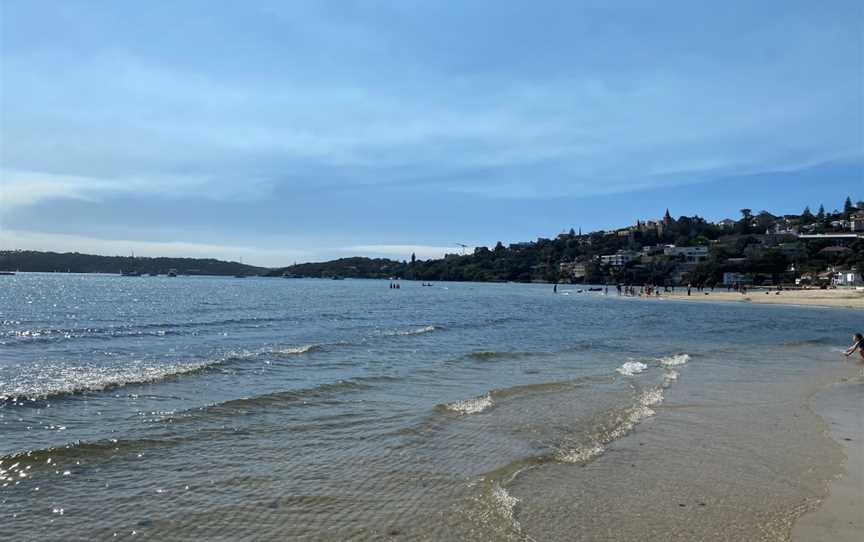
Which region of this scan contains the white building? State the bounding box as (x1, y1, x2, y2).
(641, 245, 665, 256)
(559, 261, 587, 279)
(663, 245, 709, 263)
(600, 251, 637, 268)
(832, 268, 863, 287)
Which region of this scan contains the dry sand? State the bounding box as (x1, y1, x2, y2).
(655, 288, 864, 310)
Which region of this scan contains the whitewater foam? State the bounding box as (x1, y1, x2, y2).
(555, 444, 606, 464)
(443, 393, 494, 415)
(658, 354, 690, 367)
(554, 386, 667, 466)
(617, 361, 648, 376)
(491, 483, 521, 530)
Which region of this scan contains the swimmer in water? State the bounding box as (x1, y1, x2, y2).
(844, 333, 864, 362)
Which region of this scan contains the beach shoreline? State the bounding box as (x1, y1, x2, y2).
(792, 375, 863, 541)
(638, 288, 864, 310)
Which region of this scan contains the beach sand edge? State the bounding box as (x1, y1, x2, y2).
(792, 375, 863, 541)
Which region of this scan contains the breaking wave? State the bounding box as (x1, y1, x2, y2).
(555, 387, 665, 464)
(617, 361, 648, 376)
(1, 343, 325, 404)
(0, 361, 217, 404)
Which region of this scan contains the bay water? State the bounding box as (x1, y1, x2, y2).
(0, 274, 858, 540)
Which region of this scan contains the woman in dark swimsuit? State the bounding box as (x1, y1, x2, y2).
(844, 333, 864, 361)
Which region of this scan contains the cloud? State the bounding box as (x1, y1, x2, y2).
(0, 1, 860, 256)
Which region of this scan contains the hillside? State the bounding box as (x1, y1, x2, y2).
(271, 200, 864, 286)
(0, 250, 268, 276)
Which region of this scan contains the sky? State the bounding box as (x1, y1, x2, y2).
(1, 0, 862, 266)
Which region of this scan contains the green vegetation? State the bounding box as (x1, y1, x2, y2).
(270, 198, 863, 286)
(4, 197, 862, 286)
(0, 250, 266, 276)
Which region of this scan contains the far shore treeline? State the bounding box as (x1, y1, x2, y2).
(0, 251, 267, 277)
(2, 198, 862, 285)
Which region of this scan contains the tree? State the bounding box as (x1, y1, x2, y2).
(816, 204, 825, 221)
(411, 252, 416, 265)
(756, 211, 774, 231)
(737, 209, 753, 234)
(801, 206, 814, 224)
(844, 196, 854, 218)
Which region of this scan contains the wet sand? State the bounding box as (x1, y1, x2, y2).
(792, 377, 863, 542)
(656, 288, 864, 310)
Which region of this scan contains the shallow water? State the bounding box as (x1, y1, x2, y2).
(0, 274, 858, 540)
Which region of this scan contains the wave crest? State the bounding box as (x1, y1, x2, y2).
(387, 325, 440, 336)
(1, 361, 216, 403)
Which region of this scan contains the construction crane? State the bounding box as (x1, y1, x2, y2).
(455, 243, 470, 255)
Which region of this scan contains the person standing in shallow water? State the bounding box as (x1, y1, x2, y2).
(845, 333, 864, 361)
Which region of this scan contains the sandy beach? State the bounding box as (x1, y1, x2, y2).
(654, 288, 864, 310)
(793, 378, 863, 542)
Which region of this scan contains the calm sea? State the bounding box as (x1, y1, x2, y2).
(0, 274, 859, 541)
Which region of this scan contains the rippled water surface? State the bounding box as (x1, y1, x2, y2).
(0, 274, 858, 540)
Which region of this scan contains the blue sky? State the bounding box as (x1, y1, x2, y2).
(1, 1, 861, 266)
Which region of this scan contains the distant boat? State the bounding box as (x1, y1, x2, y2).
(167, 269, 178, 277)
(332, 276, 345, 280)
(121, 250, 141, 276)
(149, 272, 159, 277)
(234, 274, 247, 278)
(282, 272, 299, 278)
(0, 271, 15, 276)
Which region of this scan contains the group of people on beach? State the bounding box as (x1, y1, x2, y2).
(616, 283, 671, 297)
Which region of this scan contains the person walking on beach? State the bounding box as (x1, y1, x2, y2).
(845, 333, 864, 362)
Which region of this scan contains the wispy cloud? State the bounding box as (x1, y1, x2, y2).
(0, 1, 860, 255)
(0, 229, 309, 267)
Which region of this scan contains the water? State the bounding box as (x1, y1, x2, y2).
(0, 274, 859, 540)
